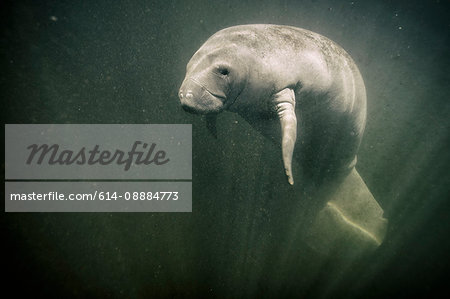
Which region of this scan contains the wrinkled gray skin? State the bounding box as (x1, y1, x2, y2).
(179, 24, 366, 187)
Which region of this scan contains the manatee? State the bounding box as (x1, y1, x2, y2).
(179, 24, 387, 253)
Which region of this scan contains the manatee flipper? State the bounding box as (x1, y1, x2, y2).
(274, 88, 297, 185)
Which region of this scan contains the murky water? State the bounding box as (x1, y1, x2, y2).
(2, 0, 449, 297)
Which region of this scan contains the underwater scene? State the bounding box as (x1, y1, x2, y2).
(2, 0, 449, 297)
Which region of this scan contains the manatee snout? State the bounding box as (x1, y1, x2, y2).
(179, 78, 225, 114)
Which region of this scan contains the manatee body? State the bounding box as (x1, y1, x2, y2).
(180, 24, 366, 185)
(179, 24, 387, 252)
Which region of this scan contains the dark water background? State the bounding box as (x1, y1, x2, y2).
(1, 0, 449, 297)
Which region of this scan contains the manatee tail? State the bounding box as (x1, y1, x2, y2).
(305, 168, 388, 256)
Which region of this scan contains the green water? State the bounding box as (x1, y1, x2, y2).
(2, 0, 449, 297)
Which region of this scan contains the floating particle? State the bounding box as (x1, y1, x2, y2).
(49, 16, 58, 21)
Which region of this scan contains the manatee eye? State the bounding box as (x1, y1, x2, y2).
(218, 67, 229, 76)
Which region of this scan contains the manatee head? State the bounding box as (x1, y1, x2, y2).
(179, 43, 248, 114)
